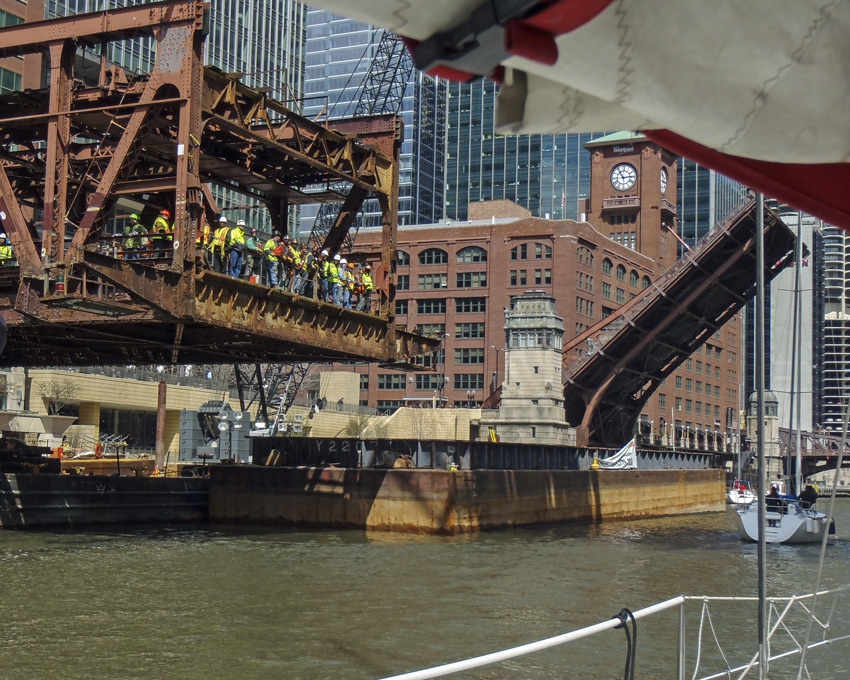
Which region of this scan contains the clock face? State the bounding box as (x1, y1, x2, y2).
(660, 168, 668, 195)
(610, 163, 637, 191)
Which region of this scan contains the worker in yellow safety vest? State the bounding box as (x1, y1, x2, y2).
(329, 254, 342, 305)
(0, 233, 14, 265)
(263, 232, 283, 286)
(357, 263, 374, 312)
(151, 209, 172, 253)
(210, 215, 230, 273)
(227, 219, 247, 277)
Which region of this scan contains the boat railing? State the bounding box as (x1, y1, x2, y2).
(379, 587, 850, 680)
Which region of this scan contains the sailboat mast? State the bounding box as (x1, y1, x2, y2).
(756, 194, 768, 679)
(791, 212, 804, 496)
(787, 211, 801, 497)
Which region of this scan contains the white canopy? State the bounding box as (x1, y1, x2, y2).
(309, 0, 850, 227)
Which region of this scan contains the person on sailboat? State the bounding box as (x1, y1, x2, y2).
(766, 486, 784, 512)
(798, 484, 818, 509)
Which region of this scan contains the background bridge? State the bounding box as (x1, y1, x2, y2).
(563, 194, 796, 447)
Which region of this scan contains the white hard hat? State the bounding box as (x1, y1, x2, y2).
(321, 249, 329, 256)
(219, 215, 227, 222)
(237, 219, 246, 226)
(333, 254, 341, 261)
(339, 258, 347, 265)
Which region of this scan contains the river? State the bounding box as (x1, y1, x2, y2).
(2, 502, 850, 680)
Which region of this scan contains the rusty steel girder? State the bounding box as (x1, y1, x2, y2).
(0, 1, 434, 367)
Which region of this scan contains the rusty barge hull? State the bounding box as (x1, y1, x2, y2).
(209, 466, 725, 534)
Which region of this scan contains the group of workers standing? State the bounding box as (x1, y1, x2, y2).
(107, 210, 374, 311)
(204, 215, 375, 311)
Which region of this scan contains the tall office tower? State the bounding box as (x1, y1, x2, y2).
(445, 79, 607, 221)
(677, 160, 748, 246)
(821, 222, 849, 433)
(768, 211, 822, 434)
(301, 9, 447, 234)
(44, 0, 307, 228)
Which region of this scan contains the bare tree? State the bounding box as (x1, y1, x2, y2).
(38, 379, 78, 415)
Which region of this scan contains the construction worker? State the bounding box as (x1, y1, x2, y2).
(210, 215, 230, 273)
(0, 233, 13, 265)
(263, 232, 283, 286)
(228, 219, 247, 277)
(151, 208, 172, 253)
(279, 236, 295, 290)
(339, 259, 356, 309)
(358, 263, 374, 312)
(124, 213, 148, 259)
(243, 227, 263, 281)
(329, 253, 342, 305)
(317, 249, 330, 301)
(196, 216, 211, 263)
(302, 246, 319, 297)
(292, 242, 310, 294)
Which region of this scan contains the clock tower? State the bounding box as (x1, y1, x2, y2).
(583, 132, 678, 272)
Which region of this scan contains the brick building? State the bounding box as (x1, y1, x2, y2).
(0, 0, 43, 92)
(351, 132, 742, 446)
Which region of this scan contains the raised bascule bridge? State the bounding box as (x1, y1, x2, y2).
(0, 1, 436, 367)
(562, 193, 797, 448)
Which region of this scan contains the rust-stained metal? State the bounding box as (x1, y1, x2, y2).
(0, 0, 436, 367)
(562, 194, 796, 448)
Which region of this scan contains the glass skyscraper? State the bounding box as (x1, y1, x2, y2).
(46, 0, 305, 102)
(45, 0, 307, 229)
(302, 9, 446, 234)
(444, 79, 607, 221)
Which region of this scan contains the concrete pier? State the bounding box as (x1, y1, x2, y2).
(209, 466, 725, 534)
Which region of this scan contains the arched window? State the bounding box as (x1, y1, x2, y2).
(457, 246, 488, 263)
(642, 275, 652, 289)
(419, 248, 448, 265)
(629, 270, 639, 286)
(616, 264, 626, 281)
(397, 250, 410, 266)
(602, 258, 613, 275)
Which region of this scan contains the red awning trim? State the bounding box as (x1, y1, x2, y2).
(645, 129, 850, 231)
(404, 0, 615, 82)
(505, 21, 558, 65)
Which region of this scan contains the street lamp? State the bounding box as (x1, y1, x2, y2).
(490, 345, 503, 392)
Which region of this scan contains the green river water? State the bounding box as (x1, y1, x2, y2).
(2, 502, 850, 679)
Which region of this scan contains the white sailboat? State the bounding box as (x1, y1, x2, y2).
(726, 478, 755, 505)
(736, 212, 832, 543)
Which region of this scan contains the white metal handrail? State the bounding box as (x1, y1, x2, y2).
(379, 588, 850, 680)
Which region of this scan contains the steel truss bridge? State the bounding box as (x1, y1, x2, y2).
(564, 194, 796, 447)
(0, 1, 436, 367)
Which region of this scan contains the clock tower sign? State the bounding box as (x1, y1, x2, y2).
(583, 132, 678, 272)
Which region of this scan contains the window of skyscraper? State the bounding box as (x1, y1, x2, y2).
(454, 348, 484, 364)
(397, 250, 410, 265)
(454, 374, 485, 390)
(418, 274, 448, 289)
(616, 264, 626, 281)
(456, 297, 486, 313)
(417, 299, 447, 314)
(457, 272, 487, 288)
(455, 323, 485, 339)
(602, 258, 613, 275)
(457, 246, 487, 263)
(419, 248, 448, 265)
